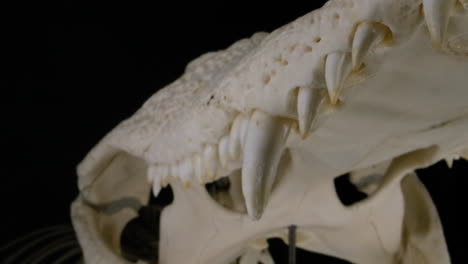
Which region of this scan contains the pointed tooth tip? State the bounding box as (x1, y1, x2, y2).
(422, 0, 456, 47)
(297, 87, 322, 137)
(242, 110, 290, 222)
(351, 22, 389, 71)
(325, 52, 351, 105)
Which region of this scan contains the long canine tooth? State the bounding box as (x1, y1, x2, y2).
(242, 110, 290, 220)
(179, 157, 193, 187)
(297, 87, 323, 138)
(325, 52, 352, 104)
(203, 144, 218, 181)
(218, 135, 230, 168)
(192, 154, 204, 183)
(352, 22, 388, 70)
(422, 0, 456, 46)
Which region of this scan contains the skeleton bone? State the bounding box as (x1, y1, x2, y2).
(71, 0, 468, 263)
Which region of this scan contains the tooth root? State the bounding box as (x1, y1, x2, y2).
(325, 52, 352, 105)
(192, 154, 204, 183)
(203, 144, 218, 182)
(218, 135, 230, 168)
(297, 87, 323, 138)
(352, 22, 389, 70)
(242, 110, 290, 220)
(179, 157, 193, 187)
(422, 0, 456, 47)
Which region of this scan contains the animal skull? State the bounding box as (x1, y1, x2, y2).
(71, 0, 468, 263)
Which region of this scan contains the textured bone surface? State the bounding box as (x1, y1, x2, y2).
(71, 0, 468, 263)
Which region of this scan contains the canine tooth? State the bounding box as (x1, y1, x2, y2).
(352, 22, 388, 70)
(218, 135, 230, 168)
(192, 154, 204, 183)
(325, 52, 352, 104)
(297, 87, 323, 138)
(179, 157, 193, 187)
(242, 110, 290, 220)
(203, 144, 218, 181)
(422, 0, 456, 46)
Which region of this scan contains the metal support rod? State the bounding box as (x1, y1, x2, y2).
(288, 225, 297, 264)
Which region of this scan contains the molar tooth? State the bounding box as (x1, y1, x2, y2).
(203, 144, 219, 182)
(242, 110, 290, 220)
(192, 154, 204, 183)
(352, 22, 389, 70)
(218, 135, 230, 168)
(297, 87, 323, 138)
(422, 0, 456, 46)
(325, 52, 352, 104)
(179, 157, 193, 187)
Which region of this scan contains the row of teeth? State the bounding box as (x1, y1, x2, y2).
(147, 0, 466, 220)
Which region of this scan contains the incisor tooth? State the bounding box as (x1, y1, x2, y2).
(242, 110, 290, 220)
(229, 115, 244, 160)
(192, 154, 204, 183)
(297, 87, 323, 138)
(218, 135, 230, 168)
(422, 0, 456, 46)
(325, 52, 352, 104)
(203, 144, 218, 181)
(352, 22, 389, 70)
(239, 117, 249, 148)
(179, 157, 193, 187)
(148, 166, 162, 196)
(160, 165, 170, 187)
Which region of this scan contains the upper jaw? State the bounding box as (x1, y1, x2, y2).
(72, 0, 468, 263)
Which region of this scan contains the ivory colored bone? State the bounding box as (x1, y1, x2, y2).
(71, 0, 468, 263)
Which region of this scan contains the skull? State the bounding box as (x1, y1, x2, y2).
(71, 0, 468, 263)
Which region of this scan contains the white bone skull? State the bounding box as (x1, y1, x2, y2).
(71, 0, 468, 263)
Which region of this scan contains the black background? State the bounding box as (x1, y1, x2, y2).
(3, 1, 467, 263)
